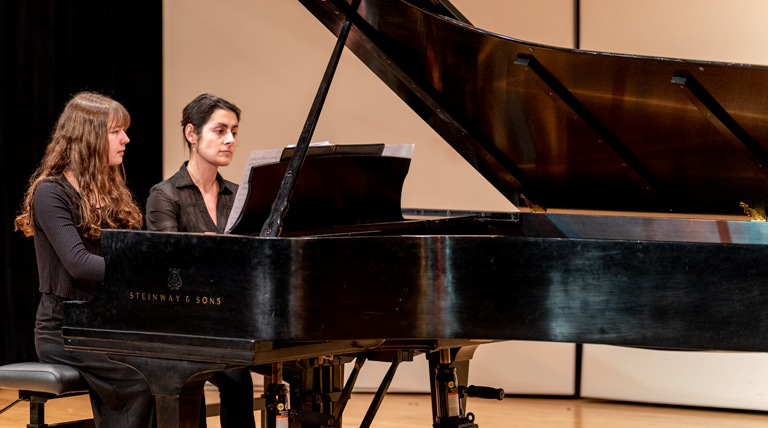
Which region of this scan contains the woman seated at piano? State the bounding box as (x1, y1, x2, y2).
(145, 93, 256, 428)
(14, 92, 156, 428)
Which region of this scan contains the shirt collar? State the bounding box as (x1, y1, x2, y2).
(172, 161, 234, 195)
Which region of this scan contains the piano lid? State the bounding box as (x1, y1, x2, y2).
(298, 0, 768, 216)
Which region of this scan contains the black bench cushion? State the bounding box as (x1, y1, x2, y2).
(0, 363, 88, 395)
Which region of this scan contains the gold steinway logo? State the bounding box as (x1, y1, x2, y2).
(128, 292, 222, 305)
(124, 267, 223, 306)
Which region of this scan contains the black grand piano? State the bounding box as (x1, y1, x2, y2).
(63, 0, 768, 427)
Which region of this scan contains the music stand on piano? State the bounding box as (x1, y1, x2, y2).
(226, 143, 413, 235)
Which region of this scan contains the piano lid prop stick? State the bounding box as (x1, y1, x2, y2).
(261, 2, 361, 421)
(260, 0, 362, 238)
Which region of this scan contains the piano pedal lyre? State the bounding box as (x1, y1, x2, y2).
(285, 356, 346, 428)
(433, 349, 505, 428)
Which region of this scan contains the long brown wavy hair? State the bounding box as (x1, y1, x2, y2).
(14, 92, 143, 239)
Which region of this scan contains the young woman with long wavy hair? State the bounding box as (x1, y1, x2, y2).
(15, 91, 155, 428)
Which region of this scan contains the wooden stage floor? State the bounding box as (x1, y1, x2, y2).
(2, 387, 768, 427)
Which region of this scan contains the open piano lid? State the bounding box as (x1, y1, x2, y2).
(299, 0, 768, 216)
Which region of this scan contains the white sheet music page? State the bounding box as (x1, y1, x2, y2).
(225, 147, 282, 233)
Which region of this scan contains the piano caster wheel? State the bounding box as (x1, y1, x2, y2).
(434, 412, 477, 428)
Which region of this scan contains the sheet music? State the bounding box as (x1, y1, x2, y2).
(382, 144, 414, 159)
(225, 148, 282, 233)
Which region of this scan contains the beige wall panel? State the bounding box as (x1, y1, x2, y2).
(451, 0, 575, 48)
(581, 0, 768, 64)
(583, 345, 768, 411)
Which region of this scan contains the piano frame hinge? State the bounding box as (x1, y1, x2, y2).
(520, 194, 546, 213)
(740, 202, 766, 222)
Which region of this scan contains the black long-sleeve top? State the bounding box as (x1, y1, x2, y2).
(32, 177, 104, 300)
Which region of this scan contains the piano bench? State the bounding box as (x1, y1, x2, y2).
(0, 362, 94, 428)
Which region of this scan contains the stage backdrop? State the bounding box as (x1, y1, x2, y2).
(0, 1, 162, 365)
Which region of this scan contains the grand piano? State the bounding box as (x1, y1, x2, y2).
(63, 0, 768, 427)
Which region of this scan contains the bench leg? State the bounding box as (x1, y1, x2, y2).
(24, 394, 95, 428)
(28, 396, 46, 428)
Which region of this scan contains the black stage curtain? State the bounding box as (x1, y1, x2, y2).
(1, 1, 162, 365)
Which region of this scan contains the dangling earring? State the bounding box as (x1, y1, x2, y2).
(191, 145, 196, 152)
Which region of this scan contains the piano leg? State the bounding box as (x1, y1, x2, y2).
(428, 349, 478, 428)
(108, 355, 226, 428)
(263, 363, 289, 428)
(427, 347, 506, 428)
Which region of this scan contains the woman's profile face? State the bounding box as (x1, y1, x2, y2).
(107, 122, 130, 166)
(192, 108, 238, 168)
